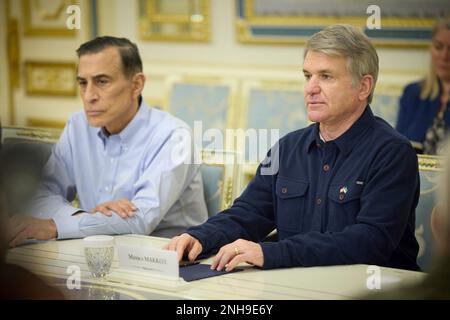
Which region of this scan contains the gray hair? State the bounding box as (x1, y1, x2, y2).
(304, 24, 379, 104)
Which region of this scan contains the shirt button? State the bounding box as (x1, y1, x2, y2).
(105, 187, 110, 192)
(316, 198, 322, 205)
(281, 187, 288, 194)
(339, 194, 345, 201)
(323, 164, 330, 172)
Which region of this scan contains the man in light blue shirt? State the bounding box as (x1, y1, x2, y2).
(8, 37, 207, 245)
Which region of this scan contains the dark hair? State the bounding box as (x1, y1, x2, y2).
(76, 36, 143, 78)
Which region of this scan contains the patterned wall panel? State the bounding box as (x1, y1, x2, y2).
(201, 149, 241, 216)
(165, 77, 237, 150)
(241, 81, 307, 164)
(370, 86, 403, 127)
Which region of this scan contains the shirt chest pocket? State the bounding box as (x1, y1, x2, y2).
(327, 182, 363, 229)
(275, 177, 309, 233)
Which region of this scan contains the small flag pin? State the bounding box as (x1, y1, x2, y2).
(339, 186, 348, 194)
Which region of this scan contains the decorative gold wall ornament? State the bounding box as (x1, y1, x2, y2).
(33, 0, 70, 20)
(25, 61, 78, 96)
(139, 0, 210, 42)
(23, 0, 77, 36)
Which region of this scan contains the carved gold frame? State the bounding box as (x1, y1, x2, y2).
(23, 0, 77, 36)
(139, 0, 210, 42)
(25, 61, 78, 96)
(201, 149, 242, 211)
(236, 0, 439, 48)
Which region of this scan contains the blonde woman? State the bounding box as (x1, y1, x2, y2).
(396, 16, 450, 155)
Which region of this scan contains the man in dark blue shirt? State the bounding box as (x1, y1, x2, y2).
(166, 24, 420, 271)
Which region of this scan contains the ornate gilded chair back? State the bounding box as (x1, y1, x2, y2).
(416, 154, 444, 271)
(200, 149, 241, 216)
(1, 126, 62, 212)
(1, 126, 61, 164)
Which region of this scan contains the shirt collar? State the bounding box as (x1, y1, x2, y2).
(305, 124, 322, 153)
(96, 100, 150, 145)
(306, 105, 375, 156)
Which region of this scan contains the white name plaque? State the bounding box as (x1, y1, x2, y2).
(117, 244, 179, 279)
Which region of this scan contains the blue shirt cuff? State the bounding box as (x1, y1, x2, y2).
(53, 210, 85, 239)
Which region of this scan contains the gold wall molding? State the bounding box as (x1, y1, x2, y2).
(26, 117, 67, 129)
(7, 19, 20, 89)
(6, 0, 18, 124)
